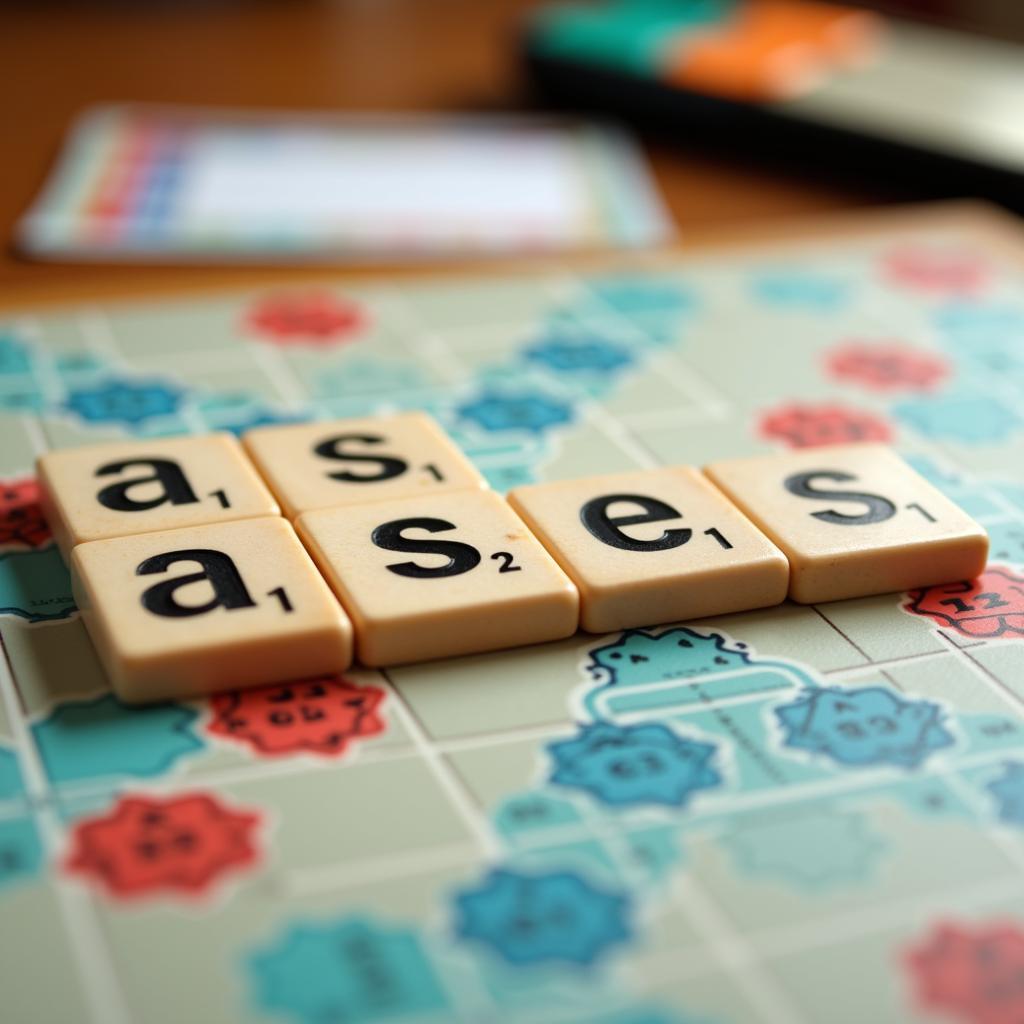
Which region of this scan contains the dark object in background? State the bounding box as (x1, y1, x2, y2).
(524, 0, 1024, 211)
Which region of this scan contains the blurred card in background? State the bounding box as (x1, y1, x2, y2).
(525, 0, 1024, 209)
(18, 105, 673, 262)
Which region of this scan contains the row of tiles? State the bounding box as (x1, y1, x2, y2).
(37, 413, 988, 705)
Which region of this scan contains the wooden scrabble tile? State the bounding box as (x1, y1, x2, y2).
(71, 517, 352, 703)
(37, 433, 279, 560)
(508, 467, 789, 632)
(704, 443, 989, 603)
(295, 490, 579, 665)
(243, 412, 487, 519)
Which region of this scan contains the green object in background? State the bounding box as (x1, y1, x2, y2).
(529, 0, 734, 74)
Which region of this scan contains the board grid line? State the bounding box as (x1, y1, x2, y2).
(380, 669, 503, 859)
(0, 635, 132, 1024)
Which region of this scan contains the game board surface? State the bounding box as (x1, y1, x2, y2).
(2, 205, 1024, 1024)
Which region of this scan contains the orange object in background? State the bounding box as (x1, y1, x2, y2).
(750, 1, 883, 65)
(666, 1, 884, 102)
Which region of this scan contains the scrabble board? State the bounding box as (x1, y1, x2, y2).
(2, 203, 1024, 1024)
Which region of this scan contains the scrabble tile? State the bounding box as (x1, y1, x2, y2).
(704, 443, 989, 604)
(37, 433, 279, 560)
(507, 467, 789, 633)
(71, 517, 352, 704)
(243, 412, 487, 519)
(296, 490, 579, 665)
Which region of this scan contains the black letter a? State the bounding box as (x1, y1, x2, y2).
(137, 549, 257, 618)
(96, 459, 199, 512)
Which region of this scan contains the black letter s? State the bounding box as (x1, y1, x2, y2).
(784, 471, 896, 526)
(371, 517, 481, 579)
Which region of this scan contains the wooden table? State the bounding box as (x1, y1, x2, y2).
(1, 0, 909, 305)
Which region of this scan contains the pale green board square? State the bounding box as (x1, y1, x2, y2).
(284, 344, 445, 396)
(681, 276, 903, 362)
(600, 360, 702, 419)
(767, 924, 913, 1024)
(941, 629, 991, 651)
(969, 643, 1024, 702)
(398, 277, 557, 329)
(278, 319, 417, 376)
(1, 617, 108, 716)
(166, 736, 264, 781)
(314, 394, 419, 420)
(388, 635, 590, 741)
(105, 296, 254, 356)
(96, 863, 474, 1024)
(536, 421, 649, 481)
(934, 436, 1024, 479)
(0, 415, 40, 475)
(447, 737, 550, 813)
(27, 313, 92, 352)
(615, 904, 707, 990)
(187, 365, 287, 404)
(348, 674, 416, 752)
(181, 733, 416, 791)
(688, 347, 855, 413)
(696, 602, 869, 673)
(642, 968, 769, 1024)
(632, 415, 772, 466)
(281, 338, 421, 398)
(764, 894, 1024, 1024)
(692, 802, 1017, 940)
(40, 415, 130, 450)
(882, 652, 1013, 715)
(431, 322, 543, 363)
(97, 896, 278, 1024)
(115, 355, 281, 402)
(675, 314, 831, 398)
(221, 756, 474, 869)
(0, 882, 92, 1024)
(816, 595, 945, 663)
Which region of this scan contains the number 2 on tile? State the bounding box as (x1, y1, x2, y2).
(491, 551, 522, 573)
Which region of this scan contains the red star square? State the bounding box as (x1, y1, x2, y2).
(0, 478, 52, 548)
(208, 676, 386, 757)
(758, 402, 893, 449)
(825, 341, 949, 393)
(906, 920, 1024, 1024)
(883, 246, 990, 295)
(905, 567, 1024, 639)
(66, 793, 261, 899)
(244, 292, 366, 346)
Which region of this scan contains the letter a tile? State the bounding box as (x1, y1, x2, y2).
(704, 443, 988, 603)
(37, 434, 279, 560)
(72, 518, 352, 703)
(243, 412, 487, 519)
(508, 467, 789, 632)
(296, 491, 579, 665)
